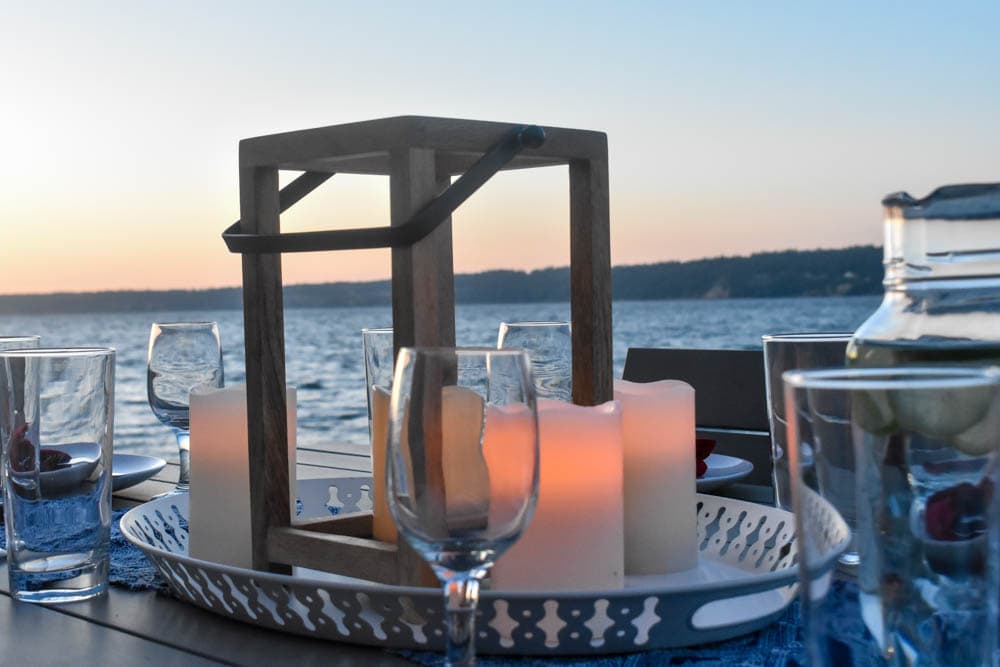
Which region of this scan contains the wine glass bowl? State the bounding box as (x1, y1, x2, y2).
(147, 322, 223, 491)
(497, 321, 571, 401)
(386, 347, 539, 666)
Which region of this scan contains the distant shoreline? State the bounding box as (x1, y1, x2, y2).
(0, 246, 882, 316)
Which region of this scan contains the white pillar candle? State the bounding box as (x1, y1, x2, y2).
(189, 384, 297, 569)
(615, 379, 696, 575)
(491, 399, 624, 591)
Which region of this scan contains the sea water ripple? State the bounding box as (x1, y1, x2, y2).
(0, 296, 880, 459)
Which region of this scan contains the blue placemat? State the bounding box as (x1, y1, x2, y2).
(107, 508, 168, 591)
(0, 506, 166, 593)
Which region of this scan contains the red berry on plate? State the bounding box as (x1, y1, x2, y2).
(696, 438, 716, 460)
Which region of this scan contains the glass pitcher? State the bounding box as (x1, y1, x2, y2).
(848, 183, 1000, 367)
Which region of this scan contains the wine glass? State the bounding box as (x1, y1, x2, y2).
(386, 348, 539, 666)
(147, 322, 223, 492)
(497, 321, 572, 401)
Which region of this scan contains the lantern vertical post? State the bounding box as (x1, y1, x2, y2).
(569, 154, 613, 406)
(388, 146, 457, 585)
(238, 163, 293, 573)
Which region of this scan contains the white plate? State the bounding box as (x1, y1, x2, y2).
(697, 453, 754, 492)
(113, 454, 167, 492)
(29, 444, 165, 495)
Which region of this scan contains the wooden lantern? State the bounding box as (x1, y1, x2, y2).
(224, 116, 612, 584)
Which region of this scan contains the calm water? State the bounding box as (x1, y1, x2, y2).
(0, 296, 880, 459)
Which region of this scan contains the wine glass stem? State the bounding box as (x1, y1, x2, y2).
(174, 429, 190, 490)
(444, 574, 480, 667)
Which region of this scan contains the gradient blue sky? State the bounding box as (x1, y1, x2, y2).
(2, 1, 998, 294)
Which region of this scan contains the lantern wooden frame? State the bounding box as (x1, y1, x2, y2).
(225, 116, 612, 583)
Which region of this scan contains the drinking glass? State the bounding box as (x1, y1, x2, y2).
(0, 336, 40, 351)
(147, 322, 223, 492)
(785, 367, 1000, 666)
(0, 347, 115, 603)
(363, 327, 396, 541)
(387, 348, 539, 666)
(497, 321, 571, 401)
(362, 327, 394, 437)
(762, 333, 852, 511)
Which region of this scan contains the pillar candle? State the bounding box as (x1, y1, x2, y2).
(480, 402, 537, 533)
(370, 386, 396, 543)
(614, 379, 696, 575)
(189, 384, 297, 569)
(491, 399, 624, 591)
(439, 385, 491, 532)
(373, 385, 493, 541)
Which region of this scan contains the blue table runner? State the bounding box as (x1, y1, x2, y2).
(0, 508, 165, 593)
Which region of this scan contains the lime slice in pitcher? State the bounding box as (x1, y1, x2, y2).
(851, 390, 896, 435)
(954, 403, 1000, 456)
(890, 384, 994, 440)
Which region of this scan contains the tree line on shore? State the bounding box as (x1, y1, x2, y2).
(0, 245, 882, 315)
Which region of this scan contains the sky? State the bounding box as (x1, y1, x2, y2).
(2, 1, 998, 295)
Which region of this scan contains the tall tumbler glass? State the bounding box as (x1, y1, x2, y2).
(0, 347, 115, 603)
(763, 333, 852, 510)
(497, 321, 572, 401)
(786, 367, 1000, 667)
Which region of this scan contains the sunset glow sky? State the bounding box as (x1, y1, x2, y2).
(2, 2, 998, 295)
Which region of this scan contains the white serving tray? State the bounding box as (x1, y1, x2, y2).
(121, 477, 849, 656)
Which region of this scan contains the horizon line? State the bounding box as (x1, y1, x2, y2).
(0, 243, 880, 299)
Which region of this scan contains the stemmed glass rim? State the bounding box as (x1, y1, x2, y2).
(762, 332, 854, 343)
(0, 346, 114, 358)
(399, 346, 532, 357)
(150, 321, 219, 329)
(361, 326, 393, 334)
(499, 321, 570, 327)
(783, 365, 1000, 391)
(0, 335, 41, 342)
